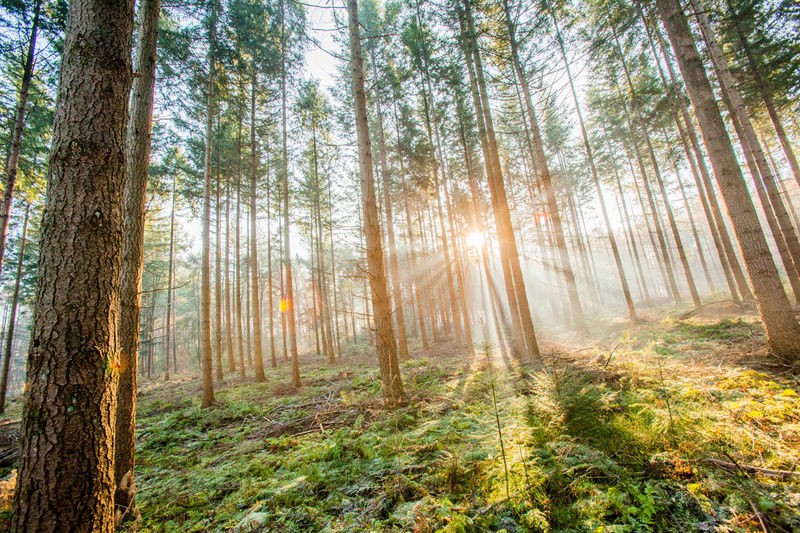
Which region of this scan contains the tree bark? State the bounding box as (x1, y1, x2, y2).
(114, 0, 160, 519)
(280, 0, 300, 387)
(457, 0, 539, 357)
(347, 0, 403, 404)
(12, 0, 134, 528)
(656, 0, 800, 362)
(503, 0, 588, 333)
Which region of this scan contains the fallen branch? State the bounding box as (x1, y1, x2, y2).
(697, 458, 800, 480)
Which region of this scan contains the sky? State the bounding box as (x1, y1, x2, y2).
(303, 1, 344, 91)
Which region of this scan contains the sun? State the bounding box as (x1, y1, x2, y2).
(465, 230, 485, 251)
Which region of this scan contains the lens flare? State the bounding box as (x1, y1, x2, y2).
(465, 230, 485, 250)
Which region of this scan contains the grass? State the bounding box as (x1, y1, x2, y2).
(1, 313, 798, 531)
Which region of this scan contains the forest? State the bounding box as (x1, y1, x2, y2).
(0, 0, 798, 530)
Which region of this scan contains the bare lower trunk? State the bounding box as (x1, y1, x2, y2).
(348, 0, 403, 404)
(12, 0, 134, 528)
(0, 203, 29, 413)
(200, 3, 218, 408)
(114, 0, 160, 519)
(656, 0, 800, 362)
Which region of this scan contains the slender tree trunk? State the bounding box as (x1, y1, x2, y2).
(724, 0, 800, 188)
(200, 2, 218, 408)
(0, 203, 28, 413)
(348, 0, 403, 404)
(250, 66, 266, 382)
(614, 31, 701, 307)
(657, 0, 800, 361)
(457, 0, 539, 357)
(12, 0, 134, 528)
(550, 8, 636, 320)
(165, 175, 176, 382)
(0, 1, 40, 277)
(225, 172, 235, 372)
(373, 66, 411, 361)
(267, 165, 277, 369)
(503, 0, 587, 333)
(652, 24, 753, 300)
(114, 0, 160, 519)
(280, 0, 300, 387)
(236, 175, 246, 377)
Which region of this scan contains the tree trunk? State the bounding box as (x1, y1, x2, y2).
(347, 0, 403, 404)
(12, 0, 134, 528)
(656, 0, 800, 362)
(503, 0, 588, 334)
(250, 66, 266, 382)
(280, 0, 301, 387)
(0, 203, 28, 414)
(200, 2, 218, 408)
(690, 0, 800, 300)
(373, 64, 411, 362)
(236, 143, 246, 377)
(0, 1, 40, 277)
(114, 0, 160, 519)
(724, 0, 800, 188)
(614, 30, 702, 308)
(550, 7, 636, 321)
(165, 174, 176, 382)
(457, 0, 539, 357)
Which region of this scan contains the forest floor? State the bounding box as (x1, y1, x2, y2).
(1, 304, 800, 532)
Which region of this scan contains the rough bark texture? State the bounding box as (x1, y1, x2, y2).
(116, 0, 160, 516)
(348, 0, 404, 404)
(656, 0, 800, 362)
(12, 0, 134, 529)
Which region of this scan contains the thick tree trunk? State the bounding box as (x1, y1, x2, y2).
(114, 0, 160, 519)
(656, 0, 800, 362)
(12, 0, 134, 529)
(690, 0, 800, 301)
(347, 0, 403, 404)
(0, 203, 28, 414)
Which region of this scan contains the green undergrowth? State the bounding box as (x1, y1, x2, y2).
(123, 319, 800, 532)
